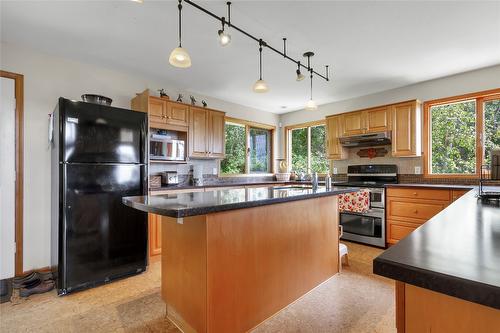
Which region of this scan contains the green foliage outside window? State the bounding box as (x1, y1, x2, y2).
(291, 128, 308, 172)
(290, 125, 329, 174)
(249, 128, 271, 173)
(430, 101, 477, 174)
(484, 99, 500, 168)
(311, 125, 329, 173)
(220, 123, 246, 174)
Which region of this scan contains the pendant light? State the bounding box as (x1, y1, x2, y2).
(253, 40, 269, 93)
(296, 61, 305, 81)
(305, 71, 318, 110)
(169, 0, 192, 68)
(218, 17, 231, 46)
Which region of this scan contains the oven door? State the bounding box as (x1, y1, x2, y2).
(339, 208, 385, 248)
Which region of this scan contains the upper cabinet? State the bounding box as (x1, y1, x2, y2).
(365, 106, 391, 133)
(131, 90, 189, 130)
(189, 107, 225, 159)
(325, 99, 421, 159)
(391, 101, 421, 157)
(341, 106, 391, 136)
(342, 112, 365, 136)
(326, 115, 348, 160)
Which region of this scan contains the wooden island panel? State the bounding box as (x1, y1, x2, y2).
(161, 196, 339, 333)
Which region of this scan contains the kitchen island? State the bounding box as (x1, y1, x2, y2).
(123, 185, 357, 333)
(374, 188, 500, 332)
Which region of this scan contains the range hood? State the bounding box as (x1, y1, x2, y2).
(339, 131, 392, 148)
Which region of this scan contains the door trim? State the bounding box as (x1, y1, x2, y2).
(1, 70, 24, 276)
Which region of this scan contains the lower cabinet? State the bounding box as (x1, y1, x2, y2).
(148, 213, 162, 257)
(387, 187, 469, 245)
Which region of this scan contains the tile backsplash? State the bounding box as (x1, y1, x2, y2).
(331, 145, 422, 175)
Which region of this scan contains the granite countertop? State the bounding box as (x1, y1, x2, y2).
(385, 183, 475, 190)
(124, 185, 358, 218)
(373, 188, 500, 310)
(149, 180, 336, 192)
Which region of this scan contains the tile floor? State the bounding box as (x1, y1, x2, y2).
(0, 242, 395, 333)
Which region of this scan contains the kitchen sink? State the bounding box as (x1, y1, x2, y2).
(273, 185, 313, 190)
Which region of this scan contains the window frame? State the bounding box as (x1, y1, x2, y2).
(284, 120, 329, 175)
(423, 88, 500, 178)
(219, 117, 275, 177)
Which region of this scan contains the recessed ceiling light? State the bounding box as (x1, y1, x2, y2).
(281, 106, 287, 109)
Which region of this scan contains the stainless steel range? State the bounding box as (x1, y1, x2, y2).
(335, 164, 398, 248)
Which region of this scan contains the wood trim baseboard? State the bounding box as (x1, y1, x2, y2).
(1, 70, 24, 277)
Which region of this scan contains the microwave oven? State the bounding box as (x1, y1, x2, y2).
(150, 134, 185, 161)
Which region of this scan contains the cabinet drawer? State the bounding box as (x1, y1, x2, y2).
(387, 187, 451, 201)
(387, 220, 420, 244)
(388, 199, 448, 222)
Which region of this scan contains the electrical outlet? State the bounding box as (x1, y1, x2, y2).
(333, 168, 338, 175)
(212, 167, 218, 175)
(415, 166, 421, 174)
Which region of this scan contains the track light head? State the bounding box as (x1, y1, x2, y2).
(296, 69, 305, 81)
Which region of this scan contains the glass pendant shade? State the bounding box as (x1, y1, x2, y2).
(253, 79, 269, 93)
(169, 47, 192, 68)
(305, 99, 318, 110)
(218, 30, 231, 46)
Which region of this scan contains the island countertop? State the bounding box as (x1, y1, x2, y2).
(373, 188, 500, 310)
(123, 185, 358, 218)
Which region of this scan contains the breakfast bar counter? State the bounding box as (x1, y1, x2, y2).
(123, 185, 357, 333)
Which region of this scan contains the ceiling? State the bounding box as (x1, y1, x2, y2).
(1, 1, 499, 114)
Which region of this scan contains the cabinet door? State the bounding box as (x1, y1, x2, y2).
(392, 101, 421, 157)
(365, 106, 391, 133)
(148, 214, 162, 257)
(149, 97, 167, 124)
(326, 115, 347, 160)
(189, 107, 209, 158)
(166, 101, 189, 127)
(208, 110, 225, 158)
(342, 112, 365, 136)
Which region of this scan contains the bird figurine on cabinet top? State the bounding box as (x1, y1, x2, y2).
(158, 89, 169, 99)
(176, 94, 183, 102)
(202, 100, 207, 108)
(190, 95, 197, 106)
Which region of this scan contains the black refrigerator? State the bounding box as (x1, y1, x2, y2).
(51, 98, 148, 295)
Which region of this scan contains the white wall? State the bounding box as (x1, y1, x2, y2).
(0, 42, 279, 272)
(278, 65, 500, 158)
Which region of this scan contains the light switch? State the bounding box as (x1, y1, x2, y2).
(415, 166, 421, 174)
(212, 167, 218, 175)
(333, 168, 338, 175)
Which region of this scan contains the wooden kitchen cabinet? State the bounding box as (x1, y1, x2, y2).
(342, 111, 365, 136)
(189, 107, 225, 158)
(148, 213, 162, 257)
(131, 90, 189, 130)
(365, 106, 391, 133)
(391, 101, 421, 157)
(326, 115, 348, 160)
(386, 186, 470, 245)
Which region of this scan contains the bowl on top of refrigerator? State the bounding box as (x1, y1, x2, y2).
(81, 94, 113, 106)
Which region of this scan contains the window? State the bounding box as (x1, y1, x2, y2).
(220, 118, 274, 175)
(424, 89, 500, 177)
(286, 122, 329, 174)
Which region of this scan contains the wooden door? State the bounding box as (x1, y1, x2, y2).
(392, 101, 420, 157)
(189, 107, 208, 158)
(148, 214, 162, 257)
(148, 97, 167, 124)
(365, 106, 391, 133)
(166, 101, 189, 127)
(342, 111, 365, 136)
(326, 115, 347, 160)
(208, 110, 225, 158)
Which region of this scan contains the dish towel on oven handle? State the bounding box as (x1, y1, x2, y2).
(338, 189, 370, 213)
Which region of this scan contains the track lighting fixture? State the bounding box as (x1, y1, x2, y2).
(169, 0, 192, 68)
(218, 17, 231, 46)
(169, 1, 331, 93)
(296, 62, 305, 81)
(253, 40, 268, 93)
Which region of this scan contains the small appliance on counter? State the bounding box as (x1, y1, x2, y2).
(162, 171, 179, 185)
(150, 132, 185, 162)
